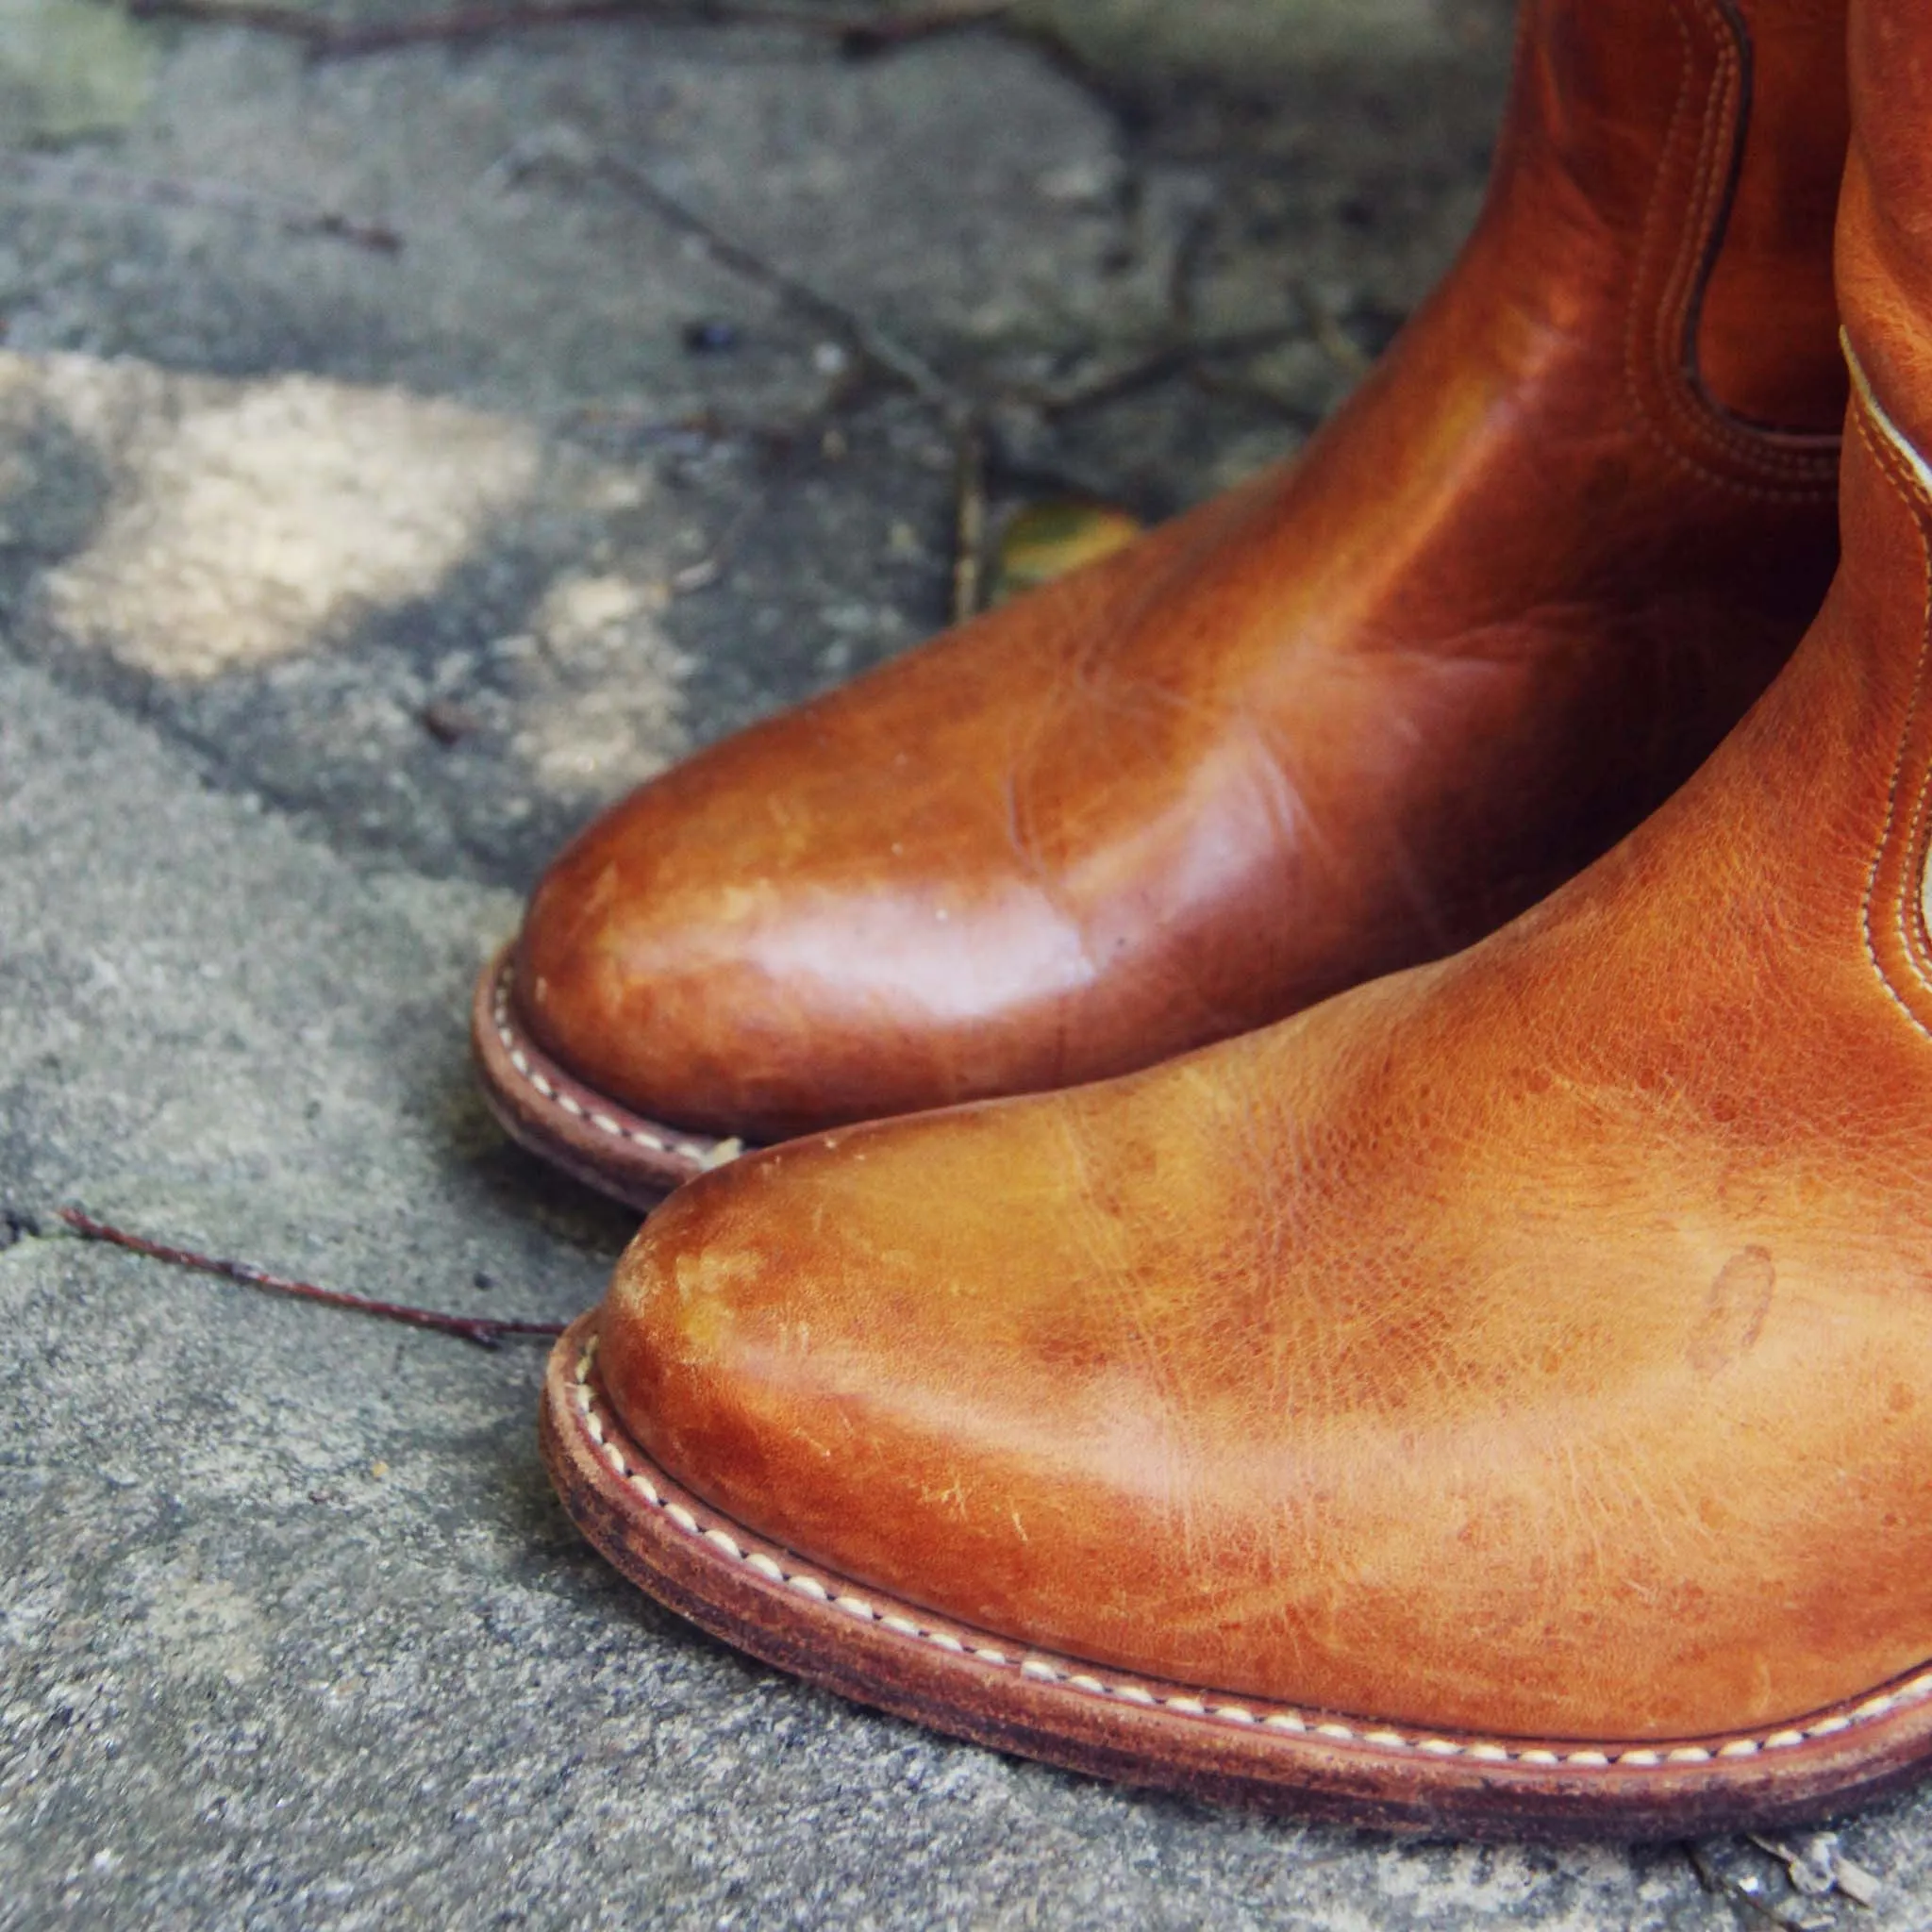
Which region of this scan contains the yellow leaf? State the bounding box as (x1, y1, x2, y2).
(994, 498, 1143, 603)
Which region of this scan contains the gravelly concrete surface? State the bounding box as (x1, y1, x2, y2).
(3, 3, 1929, 1926)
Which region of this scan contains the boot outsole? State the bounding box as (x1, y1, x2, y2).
(541, 1312, 1932, 1840)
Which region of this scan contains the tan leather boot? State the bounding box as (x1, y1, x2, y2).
(478, 0, 1849, 1206)
(541, 2, 1932, 1837)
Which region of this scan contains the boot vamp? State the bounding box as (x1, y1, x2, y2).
(514, 303, 1824, 1141)
(598, 597, 1932, 1743)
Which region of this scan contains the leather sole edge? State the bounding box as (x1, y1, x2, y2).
(471, 946, 746, 1209)
(540, 1312, 1932, 1841)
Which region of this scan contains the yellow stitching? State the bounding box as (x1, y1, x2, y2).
(1658, 1, 1739, 432)
(568, 1342, 1932, 1773)
(1869, 369, 1932, 983)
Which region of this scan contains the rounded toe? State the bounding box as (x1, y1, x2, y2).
(591, 1101, 1139, 1638)
(508, 776, 761, 1139)
(506, 702, 1125, 1141)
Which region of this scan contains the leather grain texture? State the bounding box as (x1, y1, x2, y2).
(563, 0, 1932, 1827)
(542, 1320, 1932, 1838)
(498, 0, 1849, 1152)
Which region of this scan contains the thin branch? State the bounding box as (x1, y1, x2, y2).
(585, 149, 971, 418)
(1296, 279, 1371, 379)
(1746, 1835, 1883, 1911)
(1024, 323, 1309, 419)
(826, 0, 1014, 54)
(127, 0, 1013, 61)
(949, 419, 988, 623)
(514, 134, 1305, 456)
(0, 151, 400, 254)
(1165, 198, 1216, 343)
(1188, 362, 1324, 429)
(58, 1208, 565, 1350)
(133, 0, 628, 42)
(1683, 1845, 1825, 1932)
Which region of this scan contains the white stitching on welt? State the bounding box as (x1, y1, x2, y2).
(568, 1341, 1932, 1773)
(490, 963, 743, 1171)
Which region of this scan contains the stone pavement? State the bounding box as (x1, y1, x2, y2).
(0, 3, 1925, 1925)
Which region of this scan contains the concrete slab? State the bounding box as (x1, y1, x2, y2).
(2, 3, 1924, 1925)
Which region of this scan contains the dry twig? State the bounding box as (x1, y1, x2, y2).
(1685, 1844, 1838, 1932)
(128, 0, 1013, 60)
(0, 151, 400, 253)
(1747, 1834, 1883, 1910)
(586, 149, 968, 416)
(58, 1208, 565, 1350)
(1021, 324, 1309, 419)
(1296, 278, 1371, 378)
(949, 420, 988, 623)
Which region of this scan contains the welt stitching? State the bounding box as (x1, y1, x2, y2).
(567, 1336, 1932, 1772)
(490, 961, 735, 1173)
(1854, 403, 1932, 1041)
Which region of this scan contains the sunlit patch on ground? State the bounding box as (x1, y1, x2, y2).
(20, 358, 540, 679)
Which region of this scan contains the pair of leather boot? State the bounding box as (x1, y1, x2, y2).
(502, 0, 1932, 1837)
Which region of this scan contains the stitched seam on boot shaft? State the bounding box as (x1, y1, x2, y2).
(1656, 0, 1753, 451)
(1667, 0, 1840, 480)
(1849, 348, 1932, 1037)
(1895, 512, 1932, 991)
(1624, 0, 1839, 497)
(564, 1337, 1932, 1769)
(1677, 0, 1845, 458)
(1629, 0, 1836, 491)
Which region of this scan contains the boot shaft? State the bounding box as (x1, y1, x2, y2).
(1698, 0, 1851, 428)
(1474, 0, 1848, 475)
(1840, 0, 1932, 454)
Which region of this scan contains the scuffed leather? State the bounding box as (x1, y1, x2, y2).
(595, 0, 1932, 1746)
(517, 0, 1848, 1144)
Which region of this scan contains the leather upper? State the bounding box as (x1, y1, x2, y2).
(594, 0, 1932, 1745)
(514, 0, 1847, 1142)
(600, 372, 1932, 1748)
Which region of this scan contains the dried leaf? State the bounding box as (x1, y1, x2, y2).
(994, 497, 1142, 603)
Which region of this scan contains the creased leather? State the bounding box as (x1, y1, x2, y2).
(1696, 0, 1852, 426)
(595, 0, 1932, 1749)
(512, 0, 1848, 1143)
